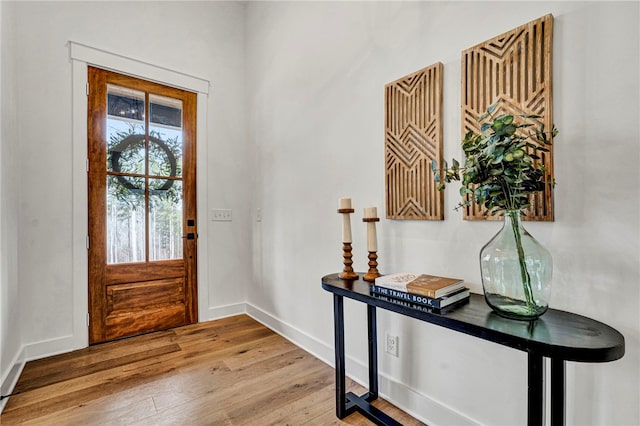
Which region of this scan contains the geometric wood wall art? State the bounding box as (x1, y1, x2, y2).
(461, 14, 555, 221)
(385, 62, 444, 220)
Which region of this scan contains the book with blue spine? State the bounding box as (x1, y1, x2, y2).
(372, 292, 469, 313)
(370, 282, 470, 309)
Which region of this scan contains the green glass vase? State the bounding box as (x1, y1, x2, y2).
(480, 210, 552, 320)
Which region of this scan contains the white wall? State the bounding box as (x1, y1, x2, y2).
(246, 2, 639, 425)
(0, 1, 250, 357)
(0, 0, 25, 408)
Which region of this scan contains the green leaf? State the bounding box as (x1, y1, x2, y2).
(491, 155, 504, 164)
(436, 99, 557, 213)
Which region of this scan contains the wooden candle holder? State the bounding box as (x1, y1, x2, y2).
(338, 207, 358, 280)
(339, 242, 359, 280)
(363, 252, 380, 282)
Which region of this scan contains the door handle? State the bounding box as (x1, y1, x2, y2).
(182, 233, 196, 240)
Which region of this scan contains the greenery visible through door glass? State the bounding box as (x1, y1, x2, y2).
(149, 179, 183, 261)
(106, 175, 145, 264)
(104, 86, 186, 265)
(148, 126, 182, 178)
(107, 121, 145, 175)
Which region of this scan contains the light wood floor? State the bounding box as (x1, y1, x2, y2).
(1, 315, 425, 425)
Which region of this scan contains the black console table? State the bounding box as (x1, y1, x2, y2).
(322, 273, 625, 426)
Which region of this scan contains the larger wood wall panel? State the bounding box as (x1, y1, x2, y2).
(462, 14, 554, 221)
(385, 63, 443, 220)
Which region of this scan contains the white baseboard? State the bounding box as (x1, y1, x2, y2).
(201, 302, 248, 322)
(245, 303, 480, 426)
(0, 345, 26, 414)
(23, 334, 86, 362)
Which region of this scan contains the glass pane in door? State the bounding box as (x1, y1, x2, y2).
(148, 93, 184, 262)
(104, 88, 186, 264)
(107, 85, 146, 174)
(106, 84, 147, 264)
(149, 94, 183, 178)
(106, 175, 146, 264)
(149, 179, 183, 261)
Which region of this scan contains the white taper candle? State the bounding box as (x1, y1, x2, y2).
(367, 222, 377, 252)
(342, 214, 352, 243)
(364, 207, 378, 251)
(339, 197, 352, 243)
(339, 197, 352, 210)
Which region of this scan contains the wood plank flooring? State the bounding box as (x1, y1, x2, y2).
(1, 315, 425, 425)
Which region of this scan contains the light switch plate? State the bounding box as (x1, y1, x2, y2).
(211, 209, 232, 222)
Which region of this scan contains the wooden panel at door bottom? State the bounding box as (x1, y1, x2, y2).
(105, 304, 187, 342)
(104, 278, 187, 341)
(105, 260, 184, 285)
(107, 278, 185, 312)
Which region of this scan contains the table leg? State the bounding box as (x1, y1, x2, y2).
(333, 294, 347, 418)
(527, 352, 544, 426)
(330, 294, 409, 426)
(551, 358, 565, 426)
(367, 305, 378, 400)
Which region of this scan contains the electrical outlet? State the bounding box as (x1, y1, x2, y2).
(211, 209, 232, 222)
(385, 333, 399, 357)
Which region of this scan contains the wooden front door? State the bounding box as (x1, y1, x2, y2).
(88, 67, 198, 344)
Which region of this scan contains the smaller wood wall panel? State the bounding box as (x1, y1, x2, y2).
(385, 63, 443, 220)
(461, 14, 554, 221)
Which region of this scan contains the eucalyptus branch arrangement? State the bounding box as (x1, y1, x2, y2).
(432, 102, 558, 215)
(432, 102, 558, 318)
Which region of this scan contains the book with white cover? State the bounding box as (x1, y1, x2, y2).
(373, 272, 422, 291)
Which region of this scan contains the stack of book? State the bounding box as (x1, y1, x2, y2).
(371, 272, 470, 311)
